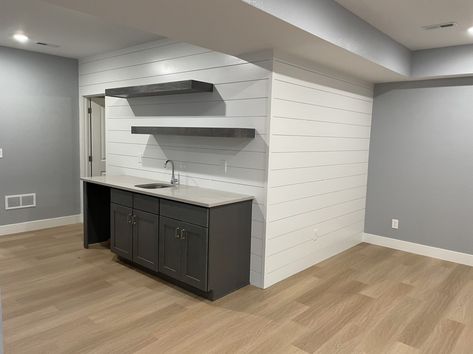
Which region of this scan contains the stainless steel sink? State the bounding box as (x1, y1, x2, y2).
(135, 183, 173, 189)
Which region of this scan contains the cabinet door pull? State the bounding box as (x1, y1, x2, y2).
(132, 215, 137, 225)
(175, 227, 181, 239)
(127, 214, 132, 224)
(180, 229, 186, 240)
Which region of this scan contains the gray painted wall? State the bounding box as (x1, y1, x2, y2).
(412, 44, 473, 78)
(244, 0, 411, 76)
(366, 78, 473, 254)
(0, 46, 80, 226)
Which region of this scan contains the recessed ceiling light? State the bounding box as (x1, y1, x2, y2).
(13, 33, 29, 43)
(468, 26, 473, 35)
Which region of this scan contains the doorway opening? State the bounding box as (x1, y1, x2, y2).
(86, 96, 106, 177)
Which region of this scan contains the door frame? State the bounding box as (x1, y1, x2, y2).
(80, 95, 106, 179)
(79, 94, 105, 214)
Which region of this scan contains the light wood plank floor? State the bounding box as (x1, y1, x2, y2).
(1, 224, 473, 353)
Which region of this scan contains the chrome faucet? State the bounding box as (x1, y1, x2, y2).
(164, 159, 179, 185)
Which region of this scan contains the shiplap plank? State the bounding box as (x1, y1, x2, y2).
(270, 163, 368, 187)
(80, 41, 208, 75)
(272, 98, 372, 126)
(271, 117, 371, 138)
(273, 59, 373, 98)
(266, 210, 365, 255)
(107, 154, 265, 188)
(79, 39, 176, 65)
(106, 97, 268, 118)
(268, 174, 367, 205)
(270, 151, 369, 170)
(273, 80, 373, 114)
(266, 222, 364, 273)
(267, 198, 366, 238)
(81, 51, 265, 87)
(107, 142, 266, 170)
(106, 130, 268, 152)
(271, 135, 369, 153)
(264, 223, 364, 284)
(268, 186, 367, 221)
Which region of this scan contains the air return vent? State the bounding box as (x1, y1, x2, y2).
(422, 22, 457, 30)
(35, 42, 60, 48)
(5, 193, 36, 210)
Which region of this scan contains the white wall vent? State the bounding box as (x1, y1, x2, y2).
(422, 22, 457, 30)
(36, 42, 60, 48)
(5, 193, 36, 210)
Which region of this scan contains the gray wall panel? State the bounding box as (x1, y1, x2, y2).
(366, 78, 473, 253)
(412, 44, 473, 78)
(244, 0, 411, 76)
(0, 46, 80, 225)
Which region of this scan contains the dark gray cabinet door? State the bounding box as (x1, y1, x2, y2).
(132, 210, 159, 272)
(158, 217, 182, 280)
(180, 221, 208, 291)
(110, 203, 133, 261)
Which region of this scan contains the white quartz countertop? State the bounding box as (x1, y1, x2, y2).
(81, 175, 254, 208)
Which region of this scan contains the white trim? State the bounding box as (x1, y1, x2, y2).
(363, 233, 473, 267)
(0, 214, 83, 236)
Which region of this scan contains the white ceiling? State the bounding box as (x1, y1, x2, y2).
(335, 0, 473, 50)
(0, 0, 162, 58)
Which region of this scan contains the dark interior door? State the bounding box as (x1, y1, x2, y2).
(132, 209, 159, 272)
(110, 203, 133, 260)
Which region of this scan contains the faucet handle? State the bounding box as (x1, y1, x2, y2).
(172, 173, 180, 185)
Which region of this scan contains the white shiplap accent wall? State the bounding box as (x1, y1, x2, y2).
(78, 39, 273, 287)
(263, 56, 373, 287)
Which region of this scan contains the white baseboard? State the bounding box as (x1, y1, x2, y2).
(363, 233, 473, 267)
(0, 214, 83, 236)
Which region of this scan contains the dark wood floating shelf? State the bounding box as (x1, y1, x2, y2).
(131, 126, 256, 138)
(105, 80, 214, 98)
